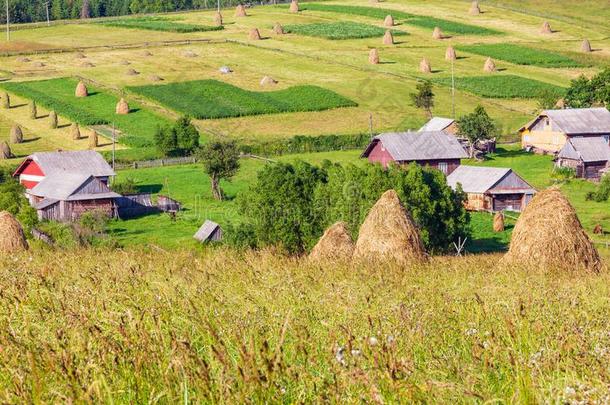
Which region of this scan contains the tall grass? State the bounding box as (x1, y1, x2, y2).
(128, 80, 357, 119)
(0, 248, 609, 402)
(458, 43, 582, 67)
(99, 16, 223, 33)
(433, 75, 566, 99)
(284, 21, 407, 40)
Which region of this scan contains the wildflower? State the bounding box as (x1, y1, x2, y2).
(386, 335, 395, 344)
(465, 328, 478, 336)
(564, 386, 576, 397)
(351, 349, 361, 357)
(335, 346, 346, 366)
(369, 336, 379, 347)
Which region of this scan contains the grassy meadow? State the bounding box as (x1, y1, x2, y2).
(99, 16, 223, 33)
(433, 75, 566, 99)
(458, 43, 582, 67)
(283, 21, 407, 40)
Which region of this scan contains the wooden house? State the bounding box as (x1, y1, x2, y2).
(520, 107, 610, 153)
(28, 173, 120, 221)
(194, 220, 223, 243)
(446, 165, 536, 212)
(419, 117, 459, 135)
(361, 131, 468, 175)
(556, 137, 610, 180)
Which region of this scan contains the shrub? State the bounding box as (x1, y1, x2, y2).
(0, 167, 38, 232)
(586, 174, 610, 202)
(284, 21, 407, 40)
(433, 75, 566, 99)
(458, 43, 581, 68)
(111, 178, 138, 195)
(551, 166, 576, 181)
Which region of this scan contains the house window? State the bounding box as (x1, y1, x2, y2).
(604, 135, 609, 145)
(438, 162, 448, 174)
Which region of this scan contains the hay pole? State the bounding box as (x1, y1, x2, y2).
(453, 237, 467, 256)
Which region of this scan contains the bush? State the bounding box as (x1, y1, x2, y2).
(0, 166, 38, 232)
(586, 174, 610, 202)
(284, 22, 407, 40)
(111, 178, 138, 195)
(551, 166, 576, 181)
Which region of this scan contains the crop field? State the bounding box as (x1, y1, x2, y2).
(283, 21, 407, 40)
(0, 78, 170, 147)
(129, 79, 357, 119)
(99, 16, 224, 33)
(434, 75, 566, 99)
(458, 43, 582, 68)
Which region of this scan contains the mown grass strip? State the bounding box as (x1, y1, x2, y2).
(284, 21, 407, 40)
(99, 16, 223, 33)
(433, 75, 565, 98)
(0, 78, 171, 147)
(298, 3, 500, 35)
(128, 80, 357, 119)
(458, 43, 582, 68)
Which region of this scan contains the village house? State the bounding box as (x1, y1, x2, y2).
(419, 117, 458, 135)
(556, 137, 610, 180)
(447, 165, 536, 212)
(520, 107, 610, 153)
(361, 131, 468, 174)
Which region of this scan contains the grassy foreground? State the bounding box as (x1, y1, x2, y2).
(1, 248, 609, 402)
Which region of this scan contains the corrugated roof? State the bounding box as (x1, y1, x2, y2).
(194, 220, 220, 242)
(446, 165, 511, 193)
(558, 137, 610, 163)
(419, 117, 455, 132)
(29, 173, 120, 201)
(542, 108, 610, 135)
(30, 150, 115, 177)
(368, 131, 468, 161)
(35, 198, 59, 210)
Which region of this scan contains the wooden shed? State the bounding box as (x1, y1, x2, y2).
(194, 220, 223, 243)
(556, 137, 610, 180)
(419, 117, 458, 135)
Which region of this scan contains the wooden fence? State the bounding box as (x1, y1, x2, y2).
(114, 156, 197, 170)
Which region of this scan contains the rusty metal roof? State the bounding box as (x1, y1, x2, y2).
(558, 137, 610, 163)
(364, 131, 467, 161)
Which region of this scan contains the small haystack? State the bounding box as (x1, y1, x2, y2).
(432, 27, 443, 40)
(126, 68, 140, 76)
(502, 188, 603, 273)
(581, 39, 592, 53)
(29, 101, 37, 119)
(9, 125, 23, 144)
(17, 57, 31, 63)
(32, 62, 45, 68)
(88, 128, 98, 149)
(0, 141, 12, 159)
(493, 212, 504, 232)
(0, 212, 28, 253)
(384, 15, 394, 27)
(260, 76, 277, 86)
(75, 52, 87, 59)
(70, 123, 81, 140)
(81, 62, 95, 67)
(116, 98, 130, 115)
(289, 0, 299, 13)
(419, 57, 431, 73)
(555, 98, 566, 109)
(593, 224, 603, 235)
(369, 48, 379, 64)
(235, 4, 247, 17)
(445, 45, 457, 61)
(273, 22, 285, 35)
(119, 60, 131, 66)
(214, 12, 223, 27)
(150, 75, 164, 82)
(483, 57, 496, 72)
(1, 92, 9, 109)
(142, 50, 153, 57)
(75, 80, 88, 97)
(540, 21, 552, 34)
(183, 50, 198, 58)
(353, 190, 427, 264)
(382, 30, 394, 45)
(49, 111, 58, 129)
(469, 1, 481, 15)
(249, 28, 261, 40)
(309, 222, 354, 262)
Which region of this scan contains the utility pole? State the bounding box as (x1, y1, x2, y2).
(112, 123, 116, 171)
(451, 57, 456, 119)
(45, 1, 50, 27)
(5, 0, 9, 42)
(217, 0, 220, 13)
(368, 113, 373, 140)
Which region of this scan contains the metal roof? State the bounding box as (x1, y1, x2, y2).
(522, 108, 610, 135)
(558, 137, 610, 163)
(447, 165, 512, 193)
(35, 198, 59, 210)
(194, 220, 220, 242)
(29, 150, 115, 177)
(419, 117, 455, 132)
(28, 173, 120, 201)
(365, 131, 468, 161)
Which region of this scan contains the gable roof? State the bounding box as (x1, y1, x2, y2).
(194, 220, 221, 242)
(28, 173, 120, 201)
(419, 117, 455, 132)
(15, 150, 115, 178)
(521, 108, 610, 135)
(447, 165, 513, 193)
(362, 131, 468, 161)
(558, 137, 610, 163)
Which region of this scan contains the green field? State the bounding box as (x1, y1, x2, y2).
(129, 79, 357, 119)
(284, 21, 407, 40)
(434, 75, 566, 99)
(0, 78, 170, 147)
(99, 16, 224, 33)
(458, 43, 582, 67)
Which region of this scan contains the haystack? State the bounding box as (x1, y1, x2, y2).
(214, 12, 223, 27)
(17, 57, 30, 63)
(32, 62, 45, 68)
(469, 1, 480, 15)
(183, 50, 198, 58)
(273, 22, 285, 35)
(1, 92, 9, 109)
(9, 125, 23, 144)
(493, 212, 504, 232)
(119, 60, 131, 66)
(49, 111, 58, 129)
(75, 80, 88, 97)
(88, 128, 98, 148)
(116, 98, 129, 115)
(445, 45, 456, 61)
(81, 62, 95, 67)
(142, 50, 153, 57)
(150, 75, 164, 82)
(29, 101, 37, 119)
(126, 68, 140, 76)
(483, 57, 496, 72)
(432, 27, 443, 39)
(502, 188, 602, 273)
(369, 48, 379, 64)
(289, 0, 299, 13)
(540, 21, 552, 34)
(419, 57, 431, 73)
(235, 4, 247, 17)
(75, 52, 87, 59)
(0, 212, 28, 253)
(353, 190, 427, 264)
(555, 98, 566, 109)
(381, 30, 394, 45)
(0, 141, 12, 159)
(581, 39, 592, 53)
(309, 222, 354, 262)
(249, 28, 261, 40)
(384, 15, 394, 27)
(260, 76, 277, 86)
(70, 123, 81, 140)
(593, 224, 603, 234)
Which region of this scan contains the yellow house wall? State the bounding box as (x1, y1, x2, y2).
(520, 129, 567, 153)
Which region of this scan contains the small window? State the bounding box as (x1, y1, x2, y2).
(438, 162, 448, 174)
(604, 135, 609, 145)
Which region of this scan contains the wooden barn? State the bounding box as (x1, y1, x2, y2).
(447, 166, 536, 212)
(361, 131, 468, 174)
(419, 117, 458, 135)
(520, 107, 610, 153)
(28, 173, 120, 221)
(556, 137, 610, 180)
(194, 220, 223, 243)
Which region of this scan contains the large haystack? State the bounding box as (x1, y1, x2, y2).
(0, 212, 28, 253)
(502, 188, 603, 273)
(289, 0, 299, 13)
(10, 125, 23, 144)
(0, 141, 12, 159)
(432, 27, 443, 40)
(260, 76, 277, 86)
(419, 57, 431, 73)
(353, 190, 427, 265)
(70, 123, 81, 140)
(540, 21, 552, 34)
(235, 4, 247, 17)
(75, 80, 88, 97)
(273, 22, 285, 35)
(1, 92, 9, 109)
(369, 48, 379, 64)
(469, 1, 481, 15)
(116, 98, 130, 115)
(384, 15, 394, 27)
(88, 128, 98, 148)
(309, 222, 354, 262)
(581, 39, 592, 53)
(382, 30, 394, 45)
(214, 12, 223, 27)
(49, 111, 58, 129)
(483, 57, 496, 72)
(493, 212, 504, 232)
(249, 28, 261, 40)
(445, 45, 457, 61)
